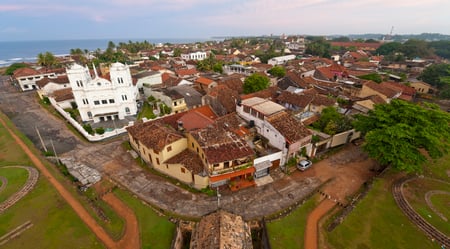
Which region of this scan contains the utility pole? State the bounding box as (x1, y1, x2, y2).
(35, 126, 47, 152)
(50, 139, 59, 165)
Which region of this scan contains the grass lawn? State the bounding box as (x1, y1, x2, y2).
(266, 195, 319, 249)
(0, 167, 29, 202)
(402, 177, 450, 236)
(0, 111, 104, 249)
(325, 175, 436, 249)
(423, 152, 450, 180)
(113, 187, 176, 249)
(137, 101, 157, 120)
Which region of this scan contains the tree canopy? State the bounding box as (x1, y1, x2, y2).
(243, 73, 270, 94)
(353, 99, 450, 172)
(268, 66, 286, 78)
(418, 63, 450, 89)
(5, 63, 30, 75)
(311, 106, 352, 135)
(37, 52, 58, 68)
(305, 38, 331, 58)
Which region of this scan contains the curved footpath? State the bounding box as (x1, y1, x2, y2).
(0, 114, 137, 249)
(0, 166, 39, 213)
(393, 177, 450, 247)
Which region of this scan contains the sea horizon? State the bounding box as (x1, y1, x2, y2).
(0, 37, 211, 67)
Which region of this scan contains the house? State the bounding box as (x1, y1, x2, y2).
(67, 63, 138, 123)
(51, 88, 74, 109)
(36, 75, 70, 96)
(149, 88, 188, 114)
(223, 64, 256, 76)
(126, 106, 219, 189)
(352, 95, 386, 113)
(268, 55, 296, 66)
(237, 97, 313, 163)
(357, 81, 401, 102)
(188, 114, 255, 188)
(203, 85, 240, 116)
(195, 77, 217, 92)
(132, 70, 162, 89)
(168, 85, 203, 109)
(276, 90, 315, 113)
(181, 51, 207, 61)
(310, 94, 338, 113)
(277, 71, 310, 90)
(380, 81, 416, 101)
(409, 80, 434, 94)
(13, 67, 64, 91)
(189, 210, 253, 249)
(175, 68, 199, 78)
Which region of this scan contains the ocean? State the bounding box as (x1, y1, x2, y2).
(0, 38, 207, 67)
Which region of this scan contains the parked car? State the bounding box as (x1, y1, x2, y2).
(297, 159, 312, 171)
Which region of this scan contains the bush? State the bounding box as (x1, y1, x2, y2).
(83, 124, 94, 135)
(95, 127, 105, 135)
(42, 96, 50, 105)
(70, 101, 78, 109)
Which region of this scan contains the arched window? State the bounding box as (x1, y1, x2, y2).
(125, 107, 130, 114)
(87, 111, 92, 119)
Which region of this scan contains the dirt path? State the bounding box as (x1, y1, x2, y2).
(103, 193, 140, 249)
(302, 144, 378, 249)
(305, 199, 336, 249)
(0, 114, 119, 249)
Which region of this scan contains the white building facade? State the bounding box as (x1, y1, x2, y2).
(180, 51, 207, 61)
(67, 63, 138, 123)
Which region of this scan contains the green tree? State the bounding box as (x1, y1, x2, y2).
(312, 106, 352, 135)
(375, 42, 402, 55)
(305, 38, 331, 58)
(5, 63, 29, 75)
(268, 66, 286, 78)
(243, 73, 270, 94)
(37, 51, 58, 68)
(332, 36, 350, 42)
(429, 40, 450, 59)
(418, 63, 450, 89)
(353, 99, 450, 172)
(400, 39, 433, 59)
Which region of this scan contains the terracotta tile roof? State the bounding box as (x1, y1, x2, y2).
(158, 105, 218, 131)
(195, 77, 214, 86)
(189, 114, 254, 164)
(380, 81, 415, 96)
(266, 111, 311, 144)
(190, 210, 252, 249)
(52, 88, 73, 102)
(13, 67, 39, 78)
(311, 94, 337, 107)
(207, 85, 240, 114)
(175, 68, 198, 77)
(364, 81, 400, 98)
(126, 121, 184, 153)
(164, 149, 204, 174)
(219, 77, 244, 94)
(277, 90, 314, 109)
(36, 75, 69, 88)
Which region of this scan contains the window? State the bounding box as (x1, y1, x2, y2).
(167, 146, 172, 152)
(94, 100, 100, 105)
(156, 157, 160, 165)
(174, 101, 178, 106)
(118, 77, 124, 84)
(122, 95, 128, 101)
(109, 99, 115, 104)
(196, 147, 199, 153)
(125, 107, 130, 114)
(101, 100, 107, 104)
(224, 161, 230, 168)
(213, 163, 220, 168)
(191, 142, 194, 148)
(87, 112, 92, 118)
(97, 82, 101, 86)
(82, 99, 89, 105)
(181, 168, 186, 173)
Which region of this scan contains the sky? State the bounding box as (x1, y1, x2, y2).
(0, 0, 449, 41)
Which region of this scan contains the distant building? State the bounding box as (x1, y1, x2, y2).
(181, 51, 207, 61)
(268, 55, 296, 66)
(67, 63, 138, 123)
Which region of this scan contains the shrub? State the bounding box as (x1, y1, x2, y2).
(95, 127, 105, 135)
(83, 124, 94, 135)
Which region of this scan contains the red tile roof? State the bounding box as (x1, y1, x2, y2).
(195, 77, 214, 86)
(176, 68, 198, 77)
(36, 75, 69, 88)
(266, 111, 311, 144)
(13, 67, 39, 78)
(52, 88, 74, 102)
(164, 149, 204, 174)
(126, 121, 184, 153)
(364, 81, 400, 98)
